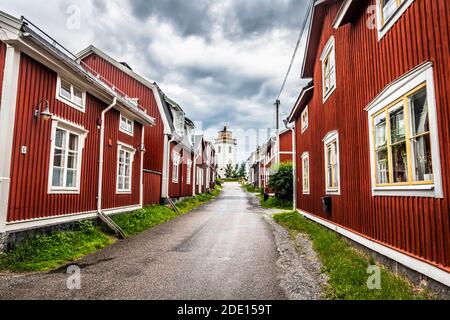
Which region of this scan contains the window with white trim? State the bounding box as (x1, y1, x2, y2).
(172, 151, 181, 183)
(120, 114, 134, 136)
(173, 110, 185, 136)
(321, 37, 336, 101)
(117, 144, 134, 193)
(187, 159, 192, 185)
(367, 62, 442, 198)
(376, 0, 414, 40)
(49, 122, 86, 194)
(56, 76, 86, 111)
(302, 152, 310, 195)
(323, 131, 340, 194)
(301, 106, 309, 133)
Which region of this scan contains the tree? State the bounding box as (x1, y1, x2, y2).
(268, 162, 293, 201)
(224, 163, 235, 178)
(237, 162, 246, 178)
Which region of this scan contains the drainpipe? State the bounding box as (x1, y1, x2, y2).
(97, 97, 117, 214)
(162, 134, 176, 201)
(193, 146, 201, 197)
(284, 119, 297, 211)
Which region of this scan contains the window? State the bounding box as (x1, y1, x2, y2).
(120, 115, 134, 136)
(56, 76, 86, 111)
(172, 151, 181, 183)
(302, 152, 310, 195)
(173, 110, 185, 135)
(323, 131, 340, 195)
(48, 119, 87, 194)
(301, 107, 309, 133)
(187, 160, 192, 185)
(117, 144, 135, 193)
(367, 62, 442, 198)
(376, 0, 414, 40)
(321, 37, 336, 102)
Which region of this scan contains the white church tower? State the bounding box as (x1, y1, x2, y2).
(214, 126, 237, 179)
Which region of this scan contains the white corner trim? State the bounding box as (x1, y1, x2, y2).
(366, 62, 443, 198)
(333, 0, 354, 29)
(0, 45, 21, 232)
(296, 209, 450, 288)
(376, 0, 415, 41)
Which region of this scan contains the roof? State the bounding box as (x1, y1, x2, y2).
(333, 0, 365, 28)
(287, 82, 314, 122)
(0, 13, 155, 126)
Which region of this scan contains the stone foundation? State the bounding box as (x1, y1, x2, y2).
(0, 232, 8, 253)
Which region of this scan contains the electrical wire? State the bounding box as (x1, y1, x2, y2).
(275, 0, 314, 102)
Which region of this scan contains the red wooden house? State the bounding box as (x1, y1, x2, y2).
(0, 13, 155, 242)
(78, 46, 196, 204)
(287, 0, 450, 287)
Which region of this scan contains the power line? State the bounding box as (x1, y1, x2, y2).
(275, 0, 314, 102)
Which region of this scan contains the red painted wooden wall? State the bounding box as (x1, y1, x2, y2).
(294, 0, 450, 271)
(7, 53, 142, 222)
(82, 53, 165, 205)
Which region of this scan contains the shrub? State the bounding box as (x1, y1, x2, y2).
(268, 162, 293, 201)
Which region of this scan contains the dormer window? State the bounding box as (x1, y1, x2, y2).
(173, 110, 185, 135)
(321, 36, 336, 102)
(56, 76, 86, 112)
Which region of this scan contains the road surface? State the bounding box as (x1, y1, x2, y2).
(0, 183, 287, 300)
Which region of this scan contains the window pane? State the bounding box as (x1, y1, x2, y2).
(53, 149, 64, 167)
(66, 169, 77, 188)
(409, 88, 429, 136)
(119, 150, 125, 163)
(73, 87, 83, 106)
(124, 177, 130, 190)
(376, 148, 389, 184)
(383, 0, 398, 22)
(374, 114, 387, 148)
(60, 80, 72, 100)
(391, 142, 408, 183)
(55, 129, 66, 148)
(125, 164, 131, 177)
(390, 105, 405, 144)
(67, 152, 77, 169)
(412, 134, 433, 182)
(68, 134, 78, 151)
(118, 176, 124, 190)
(52, 168, 64, 187)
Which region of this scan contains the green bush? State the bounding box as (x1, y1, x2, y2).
(268, 162, 293, 201)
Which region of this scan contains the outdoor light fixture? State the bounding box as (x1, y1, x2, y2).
(34, 100, 53, 121)
(139, 143, 147, 153)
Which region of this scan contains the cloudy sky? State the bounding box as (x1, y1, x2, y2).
(1, 0, 310, 161)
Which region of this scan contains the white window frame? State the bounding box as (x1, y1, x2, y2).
(323, 131, 340, 195)
(48, 117, 88, 194)
(320, 36, 336, 102)
(172, 151, 181, 183)
(302, 152, 310, 195)
(376, 0, 415, 40)
(187, 159, 192, 185)
(301, 106, 309, 133)
(366, 61, 442, 198)
(116, 142, 136, 194)
(119, 114, 134, 136)
(56, 75, 86, 112)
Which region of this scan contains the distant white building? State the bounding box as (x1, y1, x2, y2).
(214, 126, 237, 179)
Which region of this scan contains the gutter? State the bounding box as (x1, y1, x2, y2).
(97, 97, 117, 214)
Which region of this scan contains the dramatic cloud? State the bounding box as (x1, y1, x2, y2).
(0, 0, 310, 161)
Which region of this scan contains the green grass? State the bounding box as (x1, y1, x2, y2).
(273, 212, 432, 300)
(0, 221, 114, 273)
(0, 187, 222, 273)
(259, 195, 293, 210)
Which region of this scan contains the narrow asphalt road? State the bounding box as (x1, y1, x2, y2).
(0, 183, 286, 300)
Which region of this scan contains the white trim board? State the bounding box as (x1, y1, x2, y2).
(5, 205, 142, 233)
(296, 209, 450, 288)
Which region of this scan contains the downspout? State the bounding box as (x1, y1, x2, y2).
(163, 134, 176, 200)
(285, 120, 297, 211)
(97, 97, 117, 214)
(193, 146, 201, 197)
(140, 127, 145, 208)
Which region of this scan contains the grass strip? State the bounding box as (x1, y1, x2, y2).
(273, 211, 432, 300)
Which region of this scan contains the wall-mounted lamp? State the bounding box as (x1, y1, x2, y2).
(139, 144, 146, 153)
(34, 100, 53, 121)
